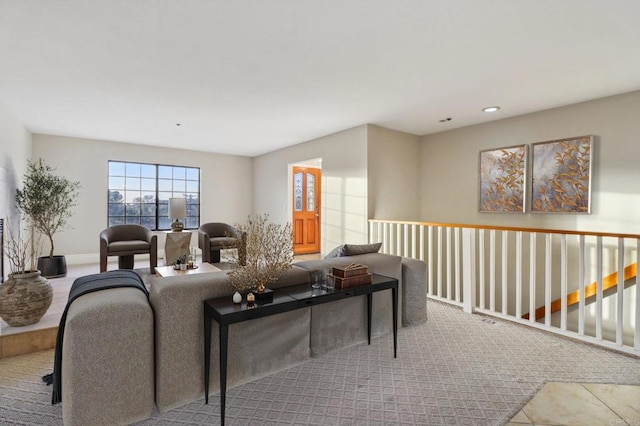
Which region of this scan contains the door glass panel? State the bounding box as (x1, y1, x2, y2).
(306, 172, 315, 211)
(294, 172, 303, 211)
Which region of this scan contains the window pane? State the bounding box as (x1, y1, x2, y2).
(109, 176, 125, 190)
(125, 216, 141, 225)
(186, 168, 199, 180)
(187, 204, 199, 216)
(158, 166, 172, 179)
(140, 191, 156, 203)
(186, 193, 198, 204)
(109, 162, 125, 176)
(158, 217, 171, 230)
(126, 163, 141, 177)
(126, 204, 141, 216)
(141, 164, 156, 178)
(108, 203, 125, 216)
(186, 180, 199, 192)
(185, 217, 199, 229)
(158, 201, 169, 218)
(141, 203, 155, 216)
(158, 192, 172, 203)
(126, 177, 141, 191)
(173, 180, 186, 193)
(294, 172, 303, 211)
(307, 172, 315, 211)
(109, 190, 124, 203)
(141, 178, 155, 191)
(158, 179, 172, 192)
(125, 191, 141, 203)
(173, 167, 186, 180)
(141, 216, 156, 228)
(109, 216, 125, 226)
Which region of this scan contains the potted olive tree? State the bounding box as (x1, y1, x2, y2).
(15, 159, 80, 278)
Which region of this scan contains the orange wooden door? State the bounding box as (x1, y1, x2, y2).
(292, 166, 321, 254)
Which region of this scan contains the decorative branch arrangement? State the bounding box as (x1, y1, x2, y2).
(226, 213, 293, 293)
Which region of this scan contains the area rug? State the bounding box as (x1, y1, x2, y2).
(1, 301, 639, 425)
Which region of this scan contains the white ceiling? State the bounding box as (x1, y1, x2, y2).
(1, 1, 640, 157)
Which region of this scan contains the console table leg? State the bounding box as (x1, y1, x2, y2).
(392, 287, 398, 358)
(367, 293, 372, 345)
(204, 313, 211, 404)
(219, 323, 229, 426)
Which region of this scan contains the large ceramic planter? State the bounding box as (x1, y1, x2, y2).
(37, 255, 67, 278)
(0, 271, 53, 327)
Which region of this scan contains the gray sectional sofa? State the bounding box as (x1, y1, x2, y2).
(60, 251, 427, 424)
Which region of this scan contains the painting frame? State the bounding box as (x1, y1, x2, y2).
(530, 135, 593, 214)
(478, 144, 528, 213)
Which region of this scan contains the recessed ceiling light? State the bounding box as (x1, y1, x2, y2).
(482, 106, 500, 113)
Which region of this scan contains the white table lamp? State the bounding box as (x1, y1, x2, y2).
(168, 197, 187, 232)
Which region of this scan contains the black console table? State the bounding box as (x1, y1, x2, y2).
(203, 274, 398, 426)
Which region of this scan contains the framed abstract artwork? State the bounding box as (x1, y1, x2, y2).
(530, 135, 593, 213)
(478, 144, 527, 213)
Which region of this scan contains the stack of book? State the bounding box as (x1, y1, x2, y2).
(331, 263, 373, 289)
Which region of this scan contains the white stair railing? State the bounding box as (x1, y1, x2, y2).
(369, 219, 640, 356)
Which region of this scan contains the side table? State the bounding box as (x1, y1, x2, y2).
(164, 231, 192, 265)
(203, 274, 398, 426)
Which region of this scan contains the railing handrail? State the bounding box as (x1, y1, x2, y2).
(368, 219, 640, 240)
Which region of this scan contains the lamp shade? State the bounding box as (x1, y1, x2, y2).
(168, 197, 187, 220)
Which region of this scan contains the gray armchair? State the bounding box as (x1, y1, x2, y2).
(100, 224, 157, 272)
(198, 222, 246, 264)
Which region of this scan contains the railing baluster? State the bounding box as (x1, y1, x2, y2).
(561, 234, 567, 331)
(544, 233, 552, 327)
(419, 225, 425, 262)
(636, 238, 640, 350)
(596, 236, 603, 341)
(437, 227, 443, 298)
(428, 226, 433, 296)
(489, 230, 496, 312)
(396, 223, 402, 256)
(403, 223, 409, 257)
(502, 231, 508, 315)
(455, 227, 461, 303)
(447, 227, 452, 300)
(516, 231, 522, 320)
(529, 233, 536, 324)
(462, 228, 476, 313)
(616, 238, 624, 346)
(579, 235, 585, 336)
(411, 224, 417, 259)
(479, 229, 485, 310)
(382, 222, 388, 254)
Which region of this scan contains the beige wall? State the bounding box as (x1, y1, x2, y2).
(0, 105, 30, 221)
(420, 90, 640, 234)
(367, 124, 421, 221)
(253, 125, 368, 255)
(32, 134, 253, 262)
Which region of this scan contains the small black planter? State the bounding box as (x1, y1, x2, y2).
(37, 255, 68, 278)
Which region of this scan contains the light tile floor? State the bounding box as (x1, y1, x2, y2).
(508, 382, 640, 425)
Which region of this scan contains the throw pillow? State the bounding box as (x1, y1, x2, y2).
(324, 244, 346, 259)
(342, 242, 382, 256)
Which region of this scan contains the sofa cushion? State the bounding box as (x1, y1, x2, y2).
(108, 240, 150, 253)
(296, 252, 402, 356)
(342, 242, 382, 256)
(324, 244, 345, 259)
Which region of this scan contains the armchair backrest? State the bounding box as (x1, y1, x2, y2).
(100, 224, 153, 244)
(198, 222, 238, 238)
